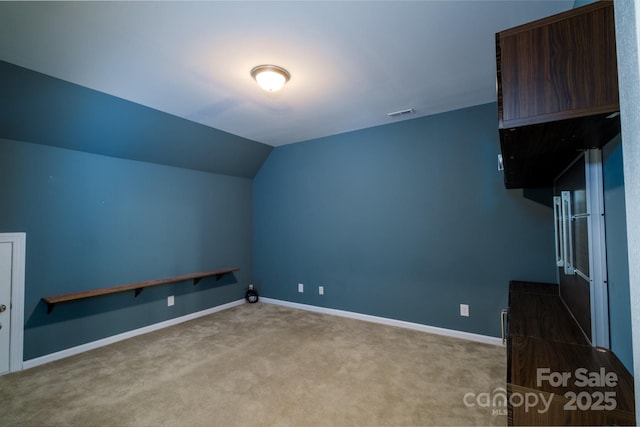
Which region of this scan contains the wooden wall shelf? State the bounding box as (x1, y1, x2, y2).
(42, 268, 239, 314)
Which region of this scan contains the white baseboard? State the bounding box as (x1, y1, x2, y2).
(23, 297, 501, 371)
(23, 299, 246, 370)
(260, 297, 503, 347)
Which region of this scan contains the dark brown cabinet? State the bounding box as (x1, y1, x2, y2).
(506, 281, 635, 426)
(496, 1, 621, 188)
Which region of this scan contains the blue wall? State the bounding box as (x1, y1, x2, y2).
(573, 0, 596, 8)
(0, 60, 272, 178)
(253, 103, 557, 337)
(0, 138, 253, 360)
(0, 61, 272, 360)
(603, 135, 633, 371)
(4, 56, 623, 362)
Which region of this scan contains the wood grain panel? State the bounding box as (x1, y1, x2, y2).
(509, 285, 588, 345)
(496, 1, 620, 189)
(559, 273, 592, 340)
(509, 280, 559, 296)
(507, 280, 635, 426)
(510, 336, 634, 403)
(499, 114, 620, 188)
(498, 1, 618, 126)
(509, 384, 635, 426)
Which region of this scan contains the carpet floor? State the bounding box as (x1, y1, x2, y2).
(0, 302, 506, 426)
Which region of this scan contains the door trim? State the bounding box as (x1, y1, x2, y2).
(585, 150, 610, 348)
(0, 233, 25, 373)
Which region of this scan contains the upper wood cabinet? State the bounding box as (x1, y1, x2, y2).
(496, 1, 621, 189)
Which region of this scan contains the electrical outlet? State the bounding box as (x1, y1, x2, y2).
(319, 285, 324, 295)
(460, 304, 469, 317)
(298, 283, 304, 293)
(168, 295, 175, 307)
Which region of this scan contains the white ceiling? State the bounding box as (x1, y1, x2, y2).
(0, 1, 573, 147)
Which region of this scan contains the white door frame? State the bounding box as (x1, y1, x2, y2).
(585, 150, 610, 348)
(0, 233, 25, 373)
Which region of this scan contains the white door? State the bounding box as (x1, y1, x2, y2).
(0, 241, 12, 374)
(0, 233, 25, 375)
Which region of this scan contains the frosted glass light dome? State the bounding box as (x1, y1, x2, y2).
(251, 65, 290, 92)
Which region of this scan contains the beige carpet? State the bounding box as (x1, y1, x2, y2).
(0, 303, 506, 427)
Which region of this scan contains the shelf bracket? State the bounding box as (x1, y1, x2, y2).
(195, 272, 227, 284)
(134, 288, 143, 297)
(47, 302, 55, 314)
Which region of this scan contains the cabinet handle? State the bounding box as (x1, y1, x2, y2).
(500, 308, 509, 346)
(554, 196, 564, 267)
(561, 191, 575, 275)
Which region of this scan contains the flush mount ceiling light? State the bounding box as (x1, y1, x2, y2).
(251, 65, 290, 92)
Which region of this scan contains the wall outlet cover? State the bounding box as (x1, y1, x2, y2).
(298, 283, 304, 293)
(460, 304, 469, 317)
(168, 295, 175, 307)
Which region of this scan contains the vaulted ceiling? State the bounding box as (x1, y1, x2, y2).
(0, 1, 573, 146)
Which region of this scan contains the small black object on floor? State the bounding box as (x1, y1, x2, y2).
(245, 285, 259, 303)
